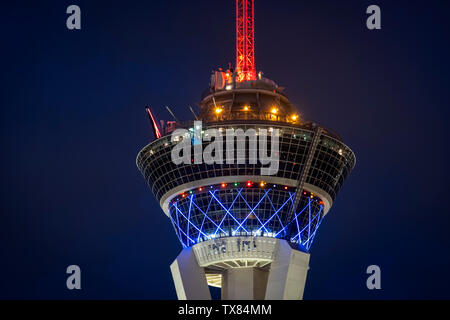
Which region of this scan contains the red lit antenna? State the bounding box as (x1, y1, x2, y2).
(145, 107, 162, 139)
(236, 0, 256, 82)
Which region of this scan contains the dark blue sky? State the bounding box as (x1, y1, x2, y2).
(1, 0, 449, 299)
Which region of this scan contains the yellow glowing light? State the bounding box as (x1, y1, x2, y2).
(260, 181, 266, 187)
(291, 114, 298, 121)
(243, 105, 250, 111)
(215, 107, 223, 114)
(271, 108, 278, 114)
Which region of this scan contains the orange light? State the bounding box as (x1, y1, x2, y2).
(271, 107, 278, 114)
(291, 114, 298, 121)
(243, 105, 250, 111)
(215, 107, 223, 114)
(260, 181, 266, 187)
(221, 183, 227, 188)
(199, 187, 203, 192)
(284, 186, 288, 190)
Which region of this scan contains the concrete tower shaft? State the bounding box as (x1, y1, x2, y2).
(236, 0, 256, 81)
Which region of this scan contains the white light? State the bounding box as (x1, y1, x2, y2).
(226, 85, 233, 90)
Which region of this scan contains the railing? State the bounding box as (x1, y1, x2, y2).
(160, 117, 342, 141)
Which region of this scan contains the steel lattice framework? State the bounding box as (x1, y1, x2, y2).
(168, 187, 324, 252)
(236, 0, 256, 81)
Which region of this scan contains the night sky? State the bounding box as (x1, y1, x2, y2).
(1, 0, 449, 299)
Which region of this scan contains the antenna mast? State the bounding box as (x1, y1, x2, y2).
(236, 0, 257, 82)
(145, 107, 162, 139)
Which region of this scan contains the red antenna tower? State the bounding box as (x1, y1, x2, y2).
(145, 107, 162, 139)
(236, 0, 257, 82)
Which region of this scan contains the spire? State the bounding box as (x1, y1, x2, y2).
(236, 0, 256, 82)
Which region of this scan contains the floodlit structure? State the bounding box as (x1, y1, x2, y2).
(137, 0, 355, 300)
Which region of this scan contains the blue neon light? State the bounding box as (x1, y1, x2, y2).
(168, 187, 325, 251)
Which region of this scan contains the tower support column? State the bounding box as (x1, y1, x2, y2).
(265, 240, 310, 300)
(221, 267, 269, 300)
(170, 248, 211, 300)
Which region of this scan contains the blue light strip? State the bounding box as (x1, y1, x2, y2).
(233, 189, 271, 235)
(275, 198, 313, 238)
(291, 206, 323, 241)
(168, 187, 325, 251)
(172, 200, 209, 239)
(308, 198, 311, 246)
(210, 189, 248, 236)
(255, 193, 295, 234)
(169, 209, 186, 248)
(187, 194, 193, 241)
(174, 202, 182, 243)
(171, 203, 195, 245)
(306, 206, 324, 251)
(267, 195, 285, 232)
(192, 199, 227, 234)
(197, 196, 214, 242)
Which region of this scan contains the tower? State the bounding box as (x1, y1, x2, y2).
(236, 0, 256, 82)
(137, 1, 355, 300)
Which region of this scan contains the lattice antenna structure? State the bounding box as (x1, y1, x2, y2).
(236, 0, 257, 82)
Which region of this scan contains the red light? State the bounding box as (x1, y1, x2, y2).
(247, 181, 253, 187)
(284, 186, 288, 190)
(199, 187, 203, 192)
(221, 183, 227, 188)
(236, 0, 256, 81)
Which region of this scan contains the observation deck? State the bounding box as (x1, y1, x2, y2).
(137, 74, 355, 252)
